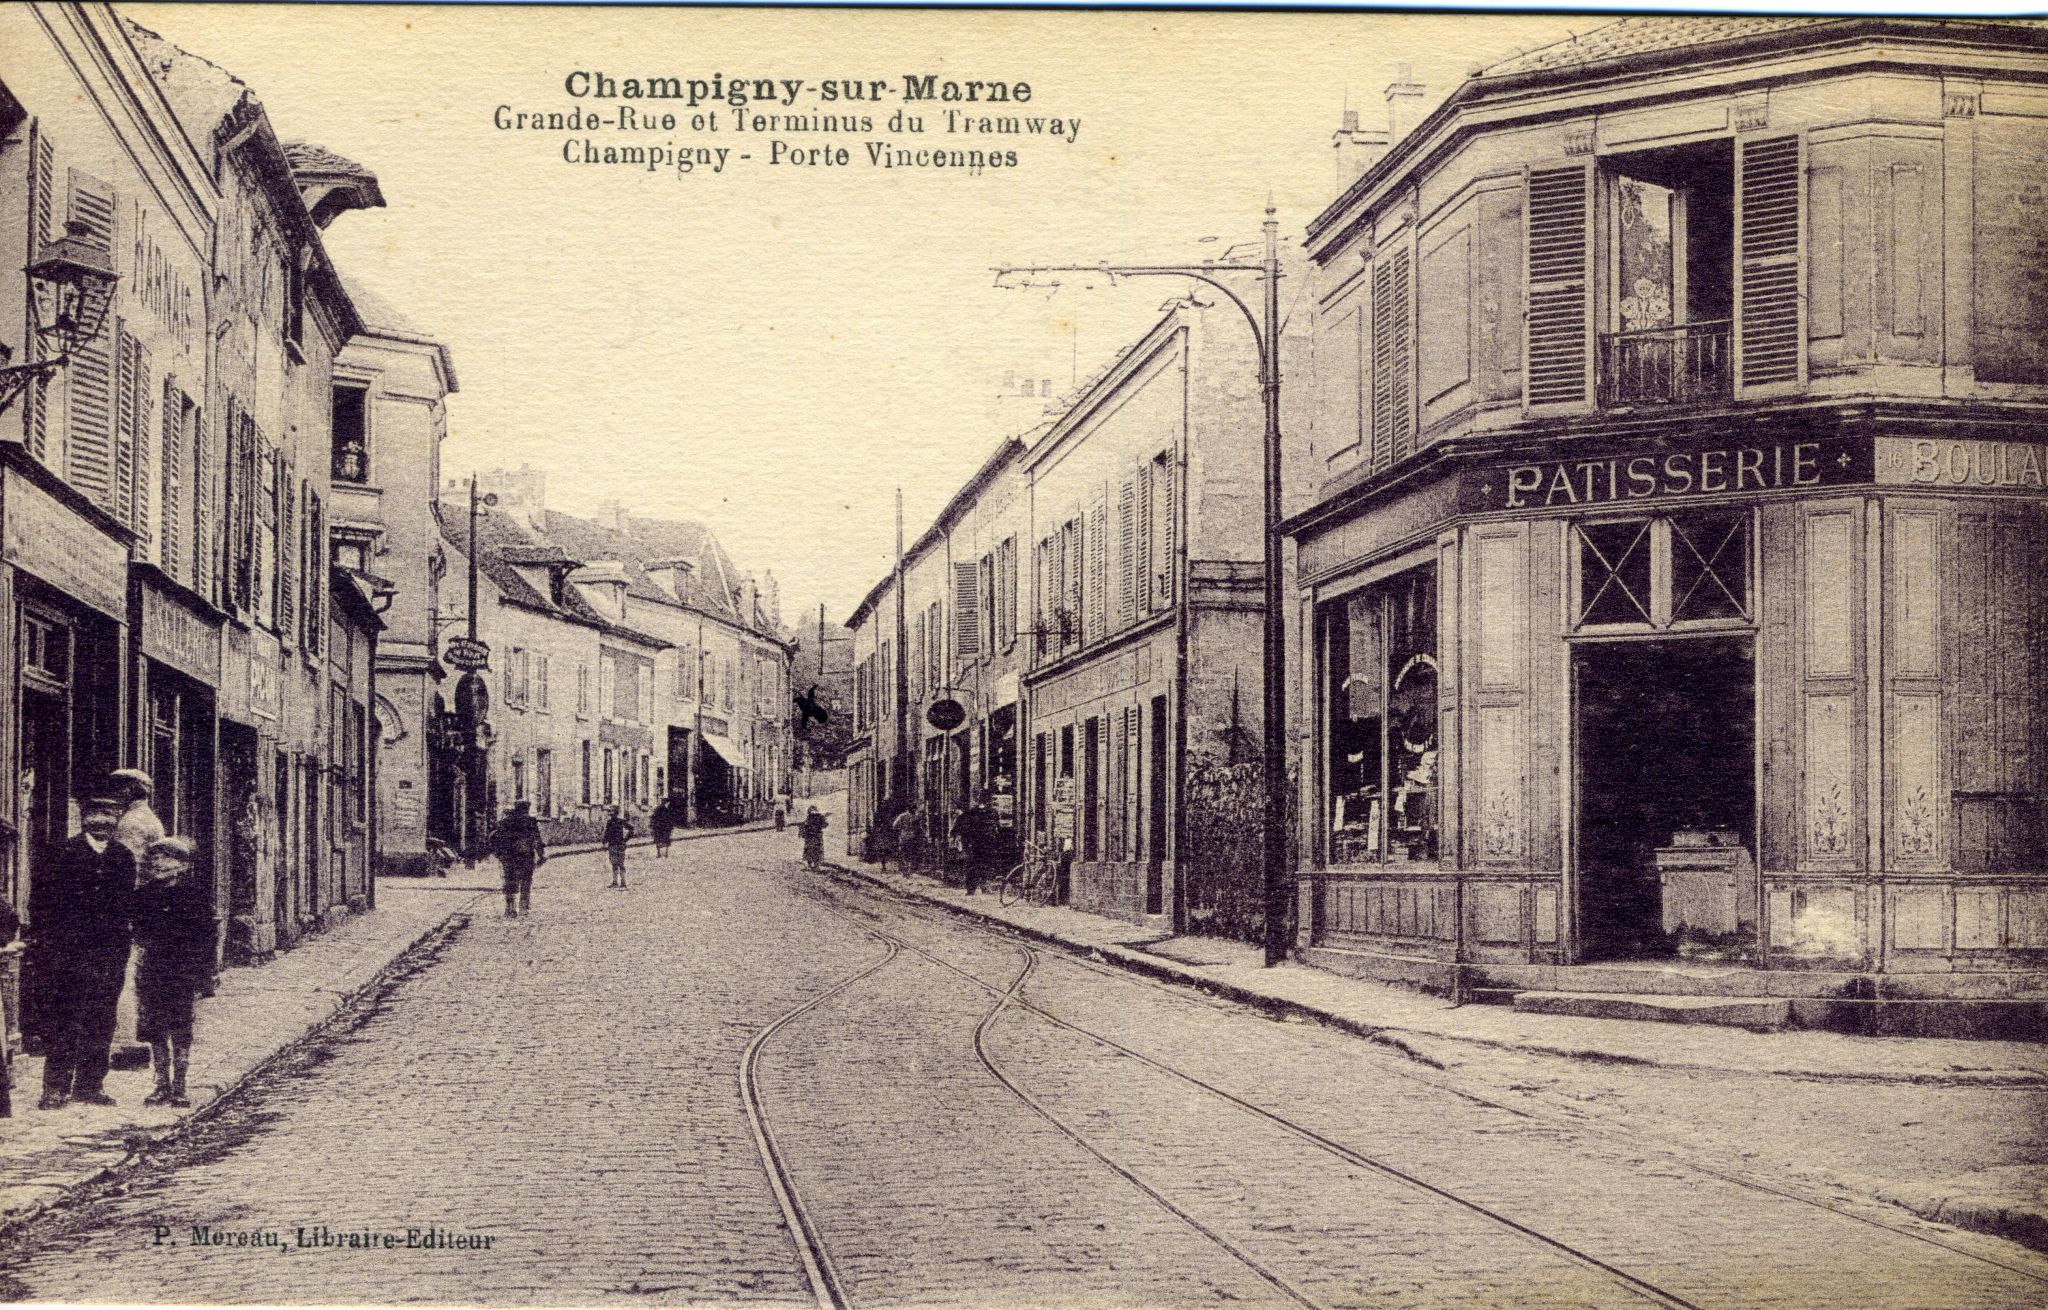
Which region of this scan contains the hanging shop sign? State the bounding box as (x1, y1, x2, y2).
(443, 636, 490, 671)
(926, 697, 966, 731)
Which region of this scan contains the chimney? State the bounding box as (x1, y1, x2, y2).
(598, 499, 631, 534)
(1385, 63, 1428, 146)
(761, 569, 782, 627)
(1332, 105, 1392, 188)
(738, 572, 760, 625)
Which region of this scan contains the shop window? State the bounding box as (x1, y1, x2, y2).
(1322, 563, 1438, 866)
(1574, 510, 1751, 631)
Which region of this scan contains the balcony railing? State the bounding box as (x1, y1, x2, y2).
(1598, 320, 1731, 407)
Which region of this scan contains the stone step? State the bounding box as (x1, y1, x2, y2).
(1511, 990, 1792, 1030)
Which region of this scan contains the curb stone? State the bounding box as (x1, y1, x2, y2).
(0, 899, 483, 1242)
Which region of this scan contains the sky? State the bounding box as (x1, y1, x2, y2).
(131, 3, 1606, 623)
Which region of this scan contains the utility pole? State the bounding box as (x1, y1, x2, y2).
(467, 474, 480, 642)
(1258, 201, 1289, 968)
(993, 203, 1294, 965)
(688, 617, 704, 827)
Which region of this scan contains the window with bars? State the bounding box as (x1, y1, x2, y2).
(1573, 510, 1753, 631)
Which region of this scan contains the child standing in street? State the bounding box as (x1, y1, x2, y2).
(132, 837, 211, 1108)
(603, 808, 634, 889)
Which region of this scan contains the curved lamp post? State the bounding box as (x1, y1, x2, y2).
(995, 204, 1292, 965)
(0, 220, 120, 418)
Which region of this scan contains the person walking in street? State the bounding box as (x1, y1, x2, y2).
(491, 801, 546, 918)
(956, 796, 996, 896)
(131, 837, 211, 1108)
(109, 769, 165, 865)
(649, 798, 675, 859)
(26, 798, 136, 1109)
(799, 807, 828, 871)
(603, 807, 634, 889)
(891, 804, 921, 872)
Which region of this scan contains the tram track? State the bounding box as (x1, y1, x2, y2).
(744, 868, 1711, 1310)
(805, 860, 2048, 1291)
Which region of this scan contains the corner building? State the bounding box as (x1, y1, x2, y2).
(1287, 17, 2048, 1021)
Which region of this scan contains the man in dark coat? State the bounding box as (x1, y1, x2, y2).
(649, 798, 675, 859)
(491, 801, 546, 918)
(602, 808, 634, 889)
(27, 798, 135, 1109)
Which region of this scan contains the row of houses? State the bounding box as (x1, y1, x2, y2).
(848, 15, 2048, 1025)
(1, 3, 389, 968)
(0, 3, 800, 1024)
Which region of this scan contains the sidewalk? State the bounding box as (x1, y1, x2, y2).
(830, 861, 2048, 1084)
(0, 880, 484, 1230)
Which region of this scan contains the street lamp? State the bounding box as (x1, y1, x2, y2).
(994, 203, 1293, 966)
(0, 220, 120, 417)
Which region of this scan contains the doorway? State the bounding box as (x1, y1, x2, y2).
(1574, 636, 1754, 961)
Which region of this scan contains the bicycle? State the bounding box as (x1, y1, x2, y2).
(997, 840, 1061, 908)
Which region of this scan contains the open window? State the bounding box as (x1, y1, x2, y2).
(1321, 563, 1439, 867)
(1600, 139, 1734, 406)
(332, 381, 369, 483)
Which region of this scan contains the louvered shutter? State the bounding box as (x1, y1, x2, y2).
(1124, 704, 1141, 857)
(1117, 476, 1136, 627)
(1087, 500, 1108, 641)
(1736, 134, 1804, 391)
(1135, 462, 1154, 615)
(160, 381, 183, 580)
(64, 173, 118, 505)
(1370, 258, 1394, 468)
(1065, 519, 1082, 647)
(279, 460, 298, 647)
(114, 326, 144, 532)
(192, 404, 213, 599)
(24, 123, 55, 461)
(1000, 536, 1017, 648)
(1524, 163, 1593, 408)
(928, 601, 942, 685)
(1110, 708, 1128, 859)
(1388, 247, 1414, 461)
(307, 490, 326, 654)
(978, 555, 995, 653)
(1154, 455, 1176, 607)
(954, 560, 982, 661)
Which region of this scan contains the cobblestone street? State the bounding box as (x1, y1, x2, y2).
(3, 828, 2045, 1308)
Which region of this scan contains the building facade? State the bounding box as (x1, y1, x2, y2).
(1286, 16, 2048, 1013)
(0, 6, 393, 979)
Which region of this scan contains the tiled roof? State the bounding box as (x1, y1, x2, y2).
(282, 142, 373, 178)
(1476, 15, 2048, 80)
(122, 18, 251, 142)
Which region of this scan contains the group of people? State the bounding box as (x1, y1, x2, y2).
(4, 771, 213, 1118)
(868, 794, 1009, 892)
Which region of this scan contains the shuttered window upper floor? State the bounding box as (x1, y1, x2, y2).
(1310, 63, 2048, 489)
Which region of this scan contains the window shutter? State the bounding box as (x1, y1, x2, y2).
(114, 325, 149, 534)
(1117, 476, 1136, 627)
(1736, 134, 1804, 391)
(192, 404, 214, 599)
(65, 172, 119, 506)
(25, 123, 56, 461)
(1388, 247, 1414, 461)
(1370, 258, 1394, 468)
(1525, 163, 1592, 408)
(978, 554, 995, 654)
(160, 381, 183, 580)
(954, 559, 982, 660)
(1154, 454, 1176, 607)
(280, 463, 299, 647)
(307, 490, 326, 654)
(1087, 500, 1107, 641)
(1135, 461, 1154, 615)
(999, 536, 1017, 648)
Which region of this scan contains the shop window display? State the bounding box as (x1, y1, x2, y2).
(1323, 564, 1438, 866)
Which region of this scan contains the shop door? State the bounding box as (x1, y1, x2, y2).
(1573, 637, 1755, 962)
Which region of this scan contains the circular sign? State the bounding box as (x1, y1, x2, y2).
(926, 697, 966, 731)
(443, 636, 491, 671)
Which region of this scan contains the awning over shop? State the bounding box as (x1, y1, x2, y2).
(702, 733, 745, 767)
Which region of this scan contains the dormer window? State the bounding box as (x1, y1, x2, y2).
(332, 381, 369, 482)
